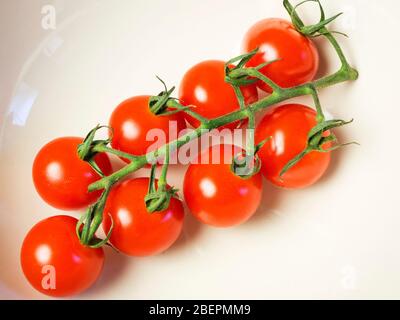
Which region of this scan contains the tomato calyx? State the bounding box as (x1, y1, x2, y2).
(80, 124, 138, 164)
(279, 84, 358, 178)
(148, 76, 179, 115)
(149, 76, 197, 117)
(144, 145, 179, 213)
(225, 49, 263, 87)
(225, 49, 281, 88)
(283, 0, 346, 38)
(231, 137, 271, 179)
(149, 76, 209, 125)
(78, 124, 112, 177)
(225, 49, 282, 96)
(144, 165, 178, 213)
(280, 117, 358, 178)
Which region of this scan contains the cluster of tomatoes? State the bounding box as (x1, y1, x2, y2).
(21, 17, 330, 297)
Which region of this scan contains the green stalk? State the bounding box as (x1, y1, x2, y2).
(88, 63, 357, 192)
(93, 145, 137, 161)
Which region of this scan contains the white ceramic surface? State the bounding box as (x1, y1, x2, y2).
(1, 0, 399, 299)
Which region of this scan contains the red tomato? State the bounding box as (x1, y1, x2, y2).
(243, 18, 319, 92)
(20, 215, 104, 297)
(183, 144, 263, 227)
(109, 95, 186, 162)
(179, 60, 258, 128)
(103, 178, 184, 256)
(32, 137, 112, 210)
(255, 104, 331, 188)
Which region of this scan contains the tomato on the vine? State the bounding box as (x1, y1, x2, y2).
(183, 144, 262, 227)
(32, 137, 112, 210)
(109, 95, 186, 162)
(243, 18, 319, 92)
(20, 215, 104, 297)
(103, 178, 184, 257)
(179, 60, 258, 129)
(255, 104, 331, 189)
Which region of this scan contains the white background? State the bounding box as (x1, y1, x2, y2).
(0, 0, 399, 299)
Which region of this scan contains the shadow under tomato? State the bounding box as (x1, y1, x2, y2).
(164, 204, 204, 255)
(243, 178, 283, 226)
(314, 37, 334, 80)
(79, 246, 132, 298)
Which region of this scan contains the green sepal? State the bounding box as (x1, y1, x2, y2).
(226, 48, 259, 70)
(308, 119, 353, 145)
(283, 0, 344, 37)
(144, 187, 179, 213)
(279, 148, 311, 178)
(231, 138, 271, 179)
(226, 61, 280, 88)
(144, 155, 179, 213)
(255, 136, 272, 154)
(279, 118, 357, 178)
(231, 153, 262, 179)
(224, 48, 281, 87)
(224, 49, 260, 86)
(78, 124, 112, 176)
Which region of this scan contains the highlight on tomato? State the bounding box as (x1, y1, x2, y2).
(109, 95, 186, 162)
(20, 215, 104, 297)
(102, 177, 184, 257)
(183, 144, 263, 227)
(255, 104, 331, 189)
(32, 137, 112, 210)
(243, 18, 319, 92)
(179, 60, 258, 129)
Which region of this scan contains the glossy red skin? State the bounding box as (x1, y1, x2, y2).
(255, 104, 331, 189)
(20, 216, 104, 297)
(103, 178, 184, 257)
(179, 60, 258, 129)
(243, 18, 319, 92)
(32, 137, 112, 210)
(183, 144, 263, 227)
(109, 95, 186, 162)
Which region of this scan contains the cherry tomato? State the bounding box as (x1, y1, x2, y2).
(109, 95, 186, 162)
(103, 178, 184, 256)
(32, 137, 112, 210)
(20, 215, 104, 297)
(183, 144, 263, 227)
(179, 60, 258, 128)
(255, 104, 331, 188)
(243, 18, 319, 92)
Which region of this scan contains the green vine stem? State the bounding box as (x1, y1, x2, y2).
(78, 0, 358, 246)
(89, 60, 357, 192)
(144, 144, 178, 212)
